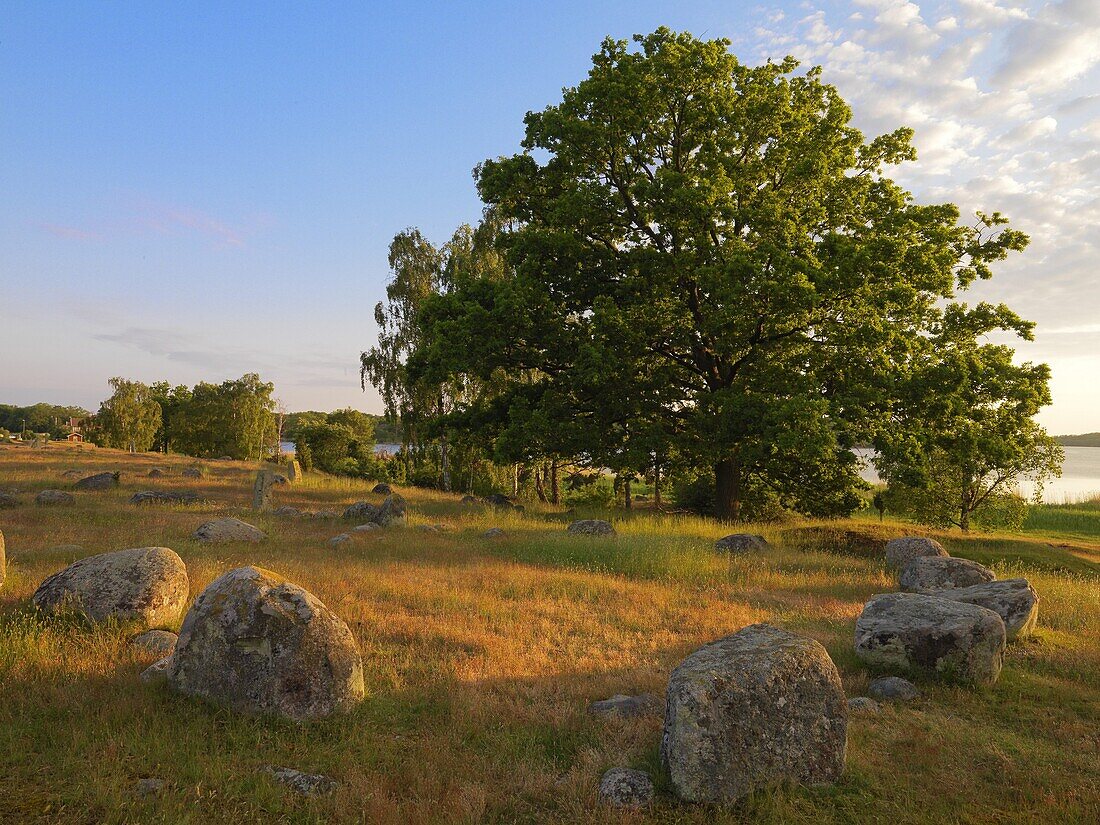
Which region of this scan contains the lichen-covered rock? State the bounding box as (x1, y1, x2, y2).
(148, 468, 168, 478)
(867, 675, 920, 702)
(661, 623, 847, 803)
(343, 501, 379, 521)
(372, 483, 392, 495)
(936, 579, 1039, 641)
(181, 467, 204, 479)
(36, 489, 75, 506)
(598, 768, 654, 809)
(264, 766, 337, 796)
(130, 629, 178, 658)
(191, 518, 266, 544)
(715, 533, 768, 553)
(167, 566, 364, 720)
(274, 506, 302, 517)
(32, 547, 189, 629)
(483, 527, 505, 538)
(375, 493, 407, 526)
(352, 522, 379, 532)
(854, 592, 1005, 686)
(884, 536, 948, 571)
(135, 778, 165, 797)
(567, 519, 616, 537)
(74, 471, 119, 491)
(0, 492, 19, 509)
(900, 556, 996, 591)
(130, 490, 199, 505)
(141, 656, 171, 685)
(587, 693, 659, 718)
(329, 533, 352, 547)
(846, 696, 880, 713)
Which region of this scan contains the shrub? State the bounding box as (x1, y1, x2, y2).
(296, 441, 313, 472)
(563, 479, 615, 508)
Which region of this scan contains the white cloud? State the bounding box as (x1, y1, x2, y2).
(745, 0, 1100, 431)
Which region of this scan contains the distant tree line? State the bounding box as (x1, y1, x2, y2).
(0, 403, 89, 439)
(85, 373, 277, 460)
(359, 28, 1062, 529)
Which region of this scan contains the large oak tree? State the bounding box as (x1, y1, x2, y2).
(411, 29, 1035, 520)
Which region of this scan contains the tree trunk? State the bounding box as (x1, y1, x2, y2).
(653, 460, 662, 509)
(714, 457, 742, 522)
(535, 464, 548, 503)
(441, 430, 451, 492)
(624, 476, 632, 510)
(512, 463, 519, 497)
(550, 459, 560, 505)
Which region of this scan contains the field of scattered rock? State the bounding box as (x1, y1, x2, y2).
(1, 445, 1098, 823)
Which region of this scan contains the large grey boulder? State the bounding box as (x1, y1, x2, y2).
(375, 493, 407, 526)
(854, 592, 1005, 686)
(32, 547, 189, 629)
(885, 536, 948, 571)
(167, 566, 365, 720)
(36, 490, 75, 506)
(74, 471, 119, 491)
(900, 556, 996, 592)
(936, 579, 1039, 641)
(567, 519, 616, 537)
(598, 768, 654, 809)
(661, 623, 847, 803)
(192, 518, 266, 544)
(343, 501, 379, 521)
(715, 533, 768, 553)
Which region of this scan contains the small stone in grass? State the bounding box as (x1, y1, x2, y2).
(135, 778, 164, 797)
(264, 766, 337, 796)
(598, 768, 654, 808)
(847, 696, 880, 713)
(329, 533, 352, 547)
(867, 676, 920, 702)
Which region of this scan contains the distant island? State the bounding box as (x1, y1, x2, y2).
(1055, 433, 1100, 447)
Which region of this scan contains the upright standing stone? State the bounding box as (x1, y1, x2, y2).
(661, 623, 847, 803)
(252, 469, 274, 512)
(286, 460, 302, 483)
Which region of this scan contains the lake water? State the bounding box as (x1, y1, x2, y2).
(855, 445, 1100, 503)
(276, 441, 1100, 504)
(279, 441, 402, 457)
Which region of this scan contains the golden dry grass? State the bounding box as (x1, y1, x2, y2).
(1, 444, 1098, 824)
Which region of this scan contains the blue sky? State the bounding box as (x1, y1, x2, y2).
(3, 1, 1098, 432)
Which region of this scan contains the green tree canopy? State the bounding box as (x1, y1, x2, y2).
(409, 28, 1034, 520)
(97, 378, 162, 453)
(875, 304, 1062, 531)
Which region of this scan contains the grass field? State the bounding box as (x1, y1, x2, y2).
(1, 445, 1098, 824)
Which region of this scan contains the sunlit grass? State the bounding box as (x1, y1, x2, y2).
(1, 443, 1098, 823)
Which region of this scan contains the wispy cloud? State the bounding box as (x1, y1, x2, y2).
(40, 223, 100, 241)
(131, 200, 246, 247)
(38, 196, 260, 248)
